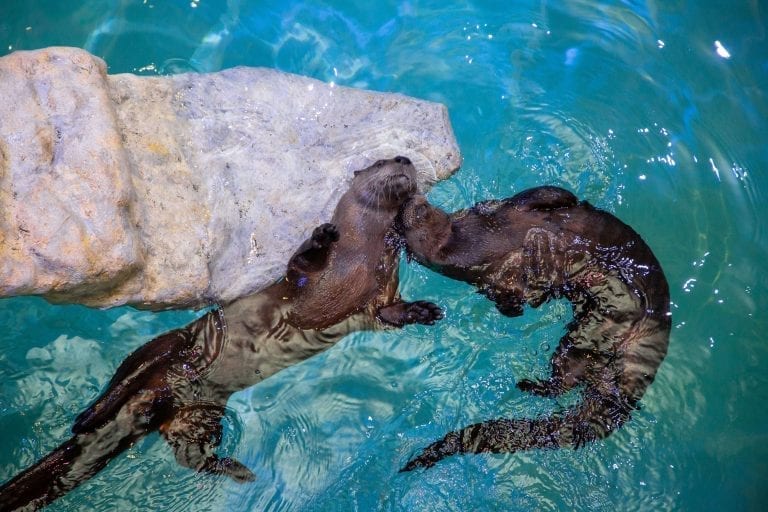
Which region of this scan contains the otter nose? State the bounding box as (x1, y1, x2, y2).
(394, 156, 411, 165)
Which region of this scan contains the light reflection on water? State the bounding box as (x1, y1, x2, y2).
(1, 1, 767, 511)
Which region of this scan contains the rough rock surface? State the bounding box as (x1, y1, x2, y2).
(0, 47, 461, 309)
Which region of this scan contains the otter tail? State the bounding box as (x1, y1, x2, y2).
(401, 390, 634, 472)
(0, 437, 80, 511)
(0, 415, 150, 511)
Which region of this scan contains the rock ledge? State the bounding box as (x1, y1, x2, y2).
(0, 47, 461, 309)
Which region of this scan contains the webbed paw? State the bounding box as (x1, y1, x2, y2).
(402, 301, 444, 326)
(377, 301, 444, 327)
(202, 456, 256, 483)
(516, 378, 563, 397)
(494, 300, 524, 317)
(479, 288, 524, 317)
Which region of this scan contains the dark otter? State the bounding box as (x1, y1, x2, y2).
(397, 186, 670, 471)
(0, 157, 443, 511)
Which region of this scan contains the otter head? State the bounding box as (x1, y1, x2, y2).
(351, 156, 418, 210)
(397, 194, 453, 262)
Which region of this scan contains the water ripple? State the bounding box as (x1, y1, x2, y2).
(2, 1, 768, 510)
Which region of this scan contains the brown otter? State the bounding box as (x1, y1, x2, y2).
(397, 186, 670, 471)
(0, 157, 443, 511)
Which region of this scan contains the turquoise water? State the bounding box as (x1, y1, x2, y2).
(1, 1, 767, 510)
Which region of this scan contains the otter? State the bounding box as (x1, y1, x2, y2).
(397, 186, 670, 471)
(0, 157, 443, 511)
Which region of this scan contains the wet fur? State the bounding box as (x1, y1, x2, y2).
(397, 186, 670, 471)
(0, 157, 443, 511)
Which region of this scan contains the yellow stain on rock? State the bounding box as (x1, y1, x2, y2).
(146, 141, 170, 156)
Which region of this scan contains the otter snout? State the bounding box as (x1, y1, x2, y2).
(352, 156, 419, 209)
(385, 173, 416, 203)
(398, 195, 428, 229)
(397, 195, 453, 259)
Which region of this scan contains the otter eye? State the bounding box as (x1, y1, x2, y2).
(415, 204, 428, 218)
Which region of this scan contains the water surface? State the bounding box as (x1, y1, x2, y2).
(1, 1, 767, 510)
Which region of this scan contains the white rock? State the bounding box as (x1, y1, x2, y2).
(0, 47, 461, 309)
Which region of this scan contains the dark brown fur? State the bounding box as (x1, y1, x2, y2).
(397, 186, 670, 471)
(0, 157, 443, 511)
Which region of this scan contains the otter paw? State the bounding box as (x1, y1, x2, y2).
(311, 223, 340, 249)
(403, 301, 445, 326)
(203, 456, 256, 483)
(495, 302, 524, 317)
(377, 301, 444, 327)
(516, 378, 562, 397)
(493, 297, 525, 317)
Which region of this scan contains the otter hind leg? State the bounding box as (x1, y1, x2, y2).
(517, 338, 589, 397)
(516, 377, 573, 397)
(377, 301, 444, 327)
(160, 405, 255, 483)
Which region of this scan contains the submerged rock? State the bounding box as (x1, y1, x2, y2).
(0, 47, 461, 309)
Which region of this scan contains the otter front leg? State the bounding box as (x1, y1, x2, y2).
(478, 287, 526, 318)
(160, 405, 255, 483)
(377, 301, 444, 327)
(288, 223, 340, 275)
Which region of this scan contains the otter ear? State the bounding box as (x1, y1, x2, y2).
(353, 170, 362, 176)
